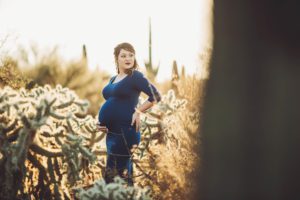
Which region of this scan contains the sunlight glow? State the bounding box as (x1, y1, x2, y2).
(0, 0, 212, 82)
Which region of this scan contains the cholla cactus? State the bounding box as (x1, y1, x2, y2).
(0, 85, 101, 199)
(131, 89, 199, 200)
(132, 90, 188, 160)
(134, 90, 187, 155)
(74, 176, 152, 200)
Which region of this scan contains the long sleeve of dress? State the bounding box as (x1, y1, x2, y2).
(132, 71, 161, 103)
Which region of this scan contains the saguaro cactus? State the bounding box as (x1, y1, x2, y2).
(171, 60, 180, 95)
(81, 44, 88, 67)
(144, 18, 159, 82)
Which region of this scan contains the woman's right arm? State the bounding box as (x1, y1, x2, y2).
(132, 71, 161, 103)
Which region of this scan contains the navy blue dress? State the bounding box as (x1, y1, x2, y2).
(98, 70, 161, 185)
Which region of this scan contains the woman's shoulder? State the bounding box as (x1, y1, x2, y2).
(132, 70, 145, 78)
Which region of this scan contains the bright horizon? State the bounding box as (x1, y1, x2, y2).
(0, 0, 212, 82)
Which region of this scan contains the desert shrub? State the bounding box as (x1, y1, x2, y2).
(15, 45, 111, 116)
(0, 57, 30, 89)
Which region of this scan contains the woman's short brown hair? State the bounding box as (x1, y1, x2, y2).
(114, 42, 139, 75)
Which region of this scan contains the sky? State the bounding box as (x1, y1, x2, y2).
(0, 0, 212, 82)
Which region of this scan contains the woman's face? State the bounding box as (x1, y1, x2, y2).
(117, 49, 135, 72)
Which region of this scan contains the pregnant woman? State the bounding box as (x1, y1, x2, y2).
(97, 42, 161, 186)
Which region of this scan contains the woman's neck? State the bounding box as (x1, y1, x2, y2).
(118, 70, 127, 76)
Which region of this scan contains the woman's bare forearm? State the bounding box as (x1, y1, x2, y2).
(135, 100, 154, 113)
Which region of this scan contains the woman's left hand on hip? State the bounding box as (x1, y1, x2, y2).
(131, 112, 140, 132)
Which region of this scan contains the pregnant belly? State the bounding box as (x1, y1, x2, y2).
(98, 98, 135, 126)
